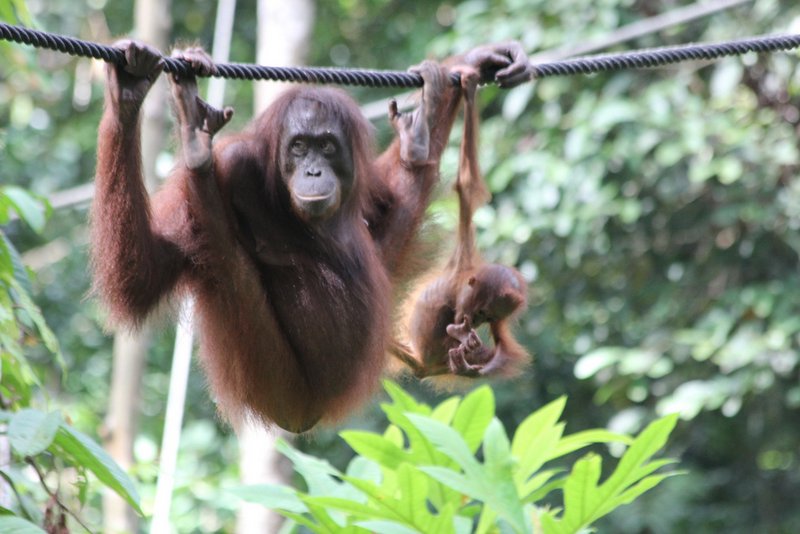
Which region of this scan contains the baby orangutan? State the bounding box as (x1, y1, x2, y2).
(396, 67, 530, 379)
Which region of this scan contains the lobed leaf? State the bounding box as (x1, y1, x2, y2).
(543, 414, 682, 532)
(418, 466, 485, 501)
(345, 455, 382, 485)
(520, 469, 565, 502)
(612, 472, 685, 509)
(227, 483, 307, 513)
(431, 395, 461, 424)
(355, 520, 420, 534)
(306, 495, 389, 521)
(428, 502, 460, 534)
(382, 380, 430, 415)
(483, 418, 512, 473)
(340, 430, 409, 470)
(303, 500, 352, 532)
(561, 454, 603, 530)
(276, 439, 343, 497)
(406, 414, 479, 476)
(381, 405, 455, 508)
(482, 420, 529, 531)
(511, 397, 567, 488)
(597, 414, 679, 511)
(549, 429, 633, 460)
(394, 463, 432, 526)
(452, 385, 495, 453)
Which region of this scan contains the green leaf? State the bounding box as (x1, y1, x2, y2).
(275, 439, 343, 496)
(51, 425, 142, 515)
(228, 484, 307, 513)
(599, 414, 679, 507)
(305, 495, 386, 521)
(523, 471, 567, 503)
(8, 277, 61, 359)
(483, 420, 530, 533)
(483, 418, 512, 473)
(431, 395, 461, 424)
(8, 409, 61, 456)
(277, 511, 322, 533)
(1, 232, 32, 296)
(303, 501, 350, 532)
(547, 415, 681, 532)
(0, 0, 32, 24)
(383, 424, 404, 447)
(0, 516, 46, 534)
(428, 502, 459, 534)
(418, 466, 485, 500)
(406, 414, 479, 476)
(381, 405, 455, 508)
(340, 430, 408, 470)
(1, 186, 47, 234)
(382, 380, 430, 415)
(474, 507, 499, 534)
(0, 231, 13, 280)
(395, 463, 432, 526)
(538, 508, 563, 534)
(354, 520, 420, 534)
(550, 429, 633, 460)
(511, 397, 566, 487)
(0, 343, 39, 403)
(381, 406, 433, 459)
(452, 385, 495, 453)
(0, 194, 12, 224)
(345, 455, 382, 485)
(612, 471, 685, 508)
(411, 414, 529, 534)
(339, 472, 435, 531)
(561, 454, 603, 530)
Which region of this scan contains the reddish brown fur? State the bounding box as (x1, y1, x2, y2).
(91, 40, 531, 432)
(401, 67, 531, 379)
(91, 55, 461, 432)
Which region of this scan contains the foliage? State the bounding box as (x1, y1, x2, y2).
(0, 186, 58, 404)
(0, 186, 141, 531)
(417, 1, 800, 531)
(232, 383, 680, 533)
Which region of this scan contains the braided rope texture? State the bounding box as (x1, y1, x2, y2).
(1, 21, 799, 87)
(533, 34, 800, 77)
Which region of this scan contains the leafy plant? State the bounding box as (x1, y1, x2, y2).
(233, 382, 681, 533)
(0, 186, 141, 533)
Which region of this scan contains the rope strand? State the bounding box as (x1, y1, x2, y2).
(532, 34, 800, 77)
(1, 21, 799, 87)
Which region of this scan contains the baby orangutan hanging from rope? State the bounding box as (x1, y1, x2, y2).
(90, 39, 532, 433)
(393, 65, 530, 381)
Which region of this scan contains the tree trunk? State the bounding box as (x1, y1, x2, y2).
(236, 1, 315, 533)
(102, 1, 171, 532)
(253, 0, 316, 114)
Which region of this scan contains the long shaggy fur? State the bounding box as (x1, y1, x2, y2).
(91, 75, 462, 432)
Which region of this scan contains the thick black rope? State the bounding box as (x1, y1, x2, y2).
(535, 34, 800, 77)
(1, 21, 799, 87)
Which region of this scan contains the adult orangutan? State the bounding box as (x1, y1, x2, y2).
(90, 40, 532, 432)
